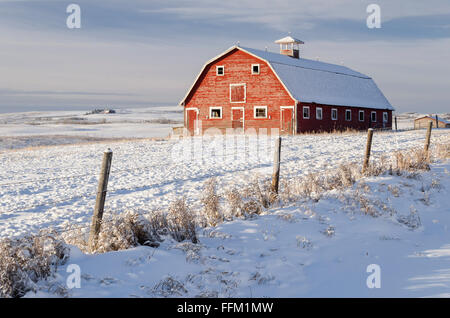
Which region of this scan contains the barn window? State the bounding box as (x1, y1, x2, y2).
(331, 108, 338, 120)
(383, 112, 388, 123)
(371, 111, 377, 122)
(359, 110, 365, 122)
(209, 107, 222, 119)
(345, 109, 351, 121)
(254, 106, 267, 118)
(303, 106, 310, 119)
(230, 84, 246, 103)
(216, 66, 224, 76)
(252, 64, 260, 75)
(316, 107, 323, 120)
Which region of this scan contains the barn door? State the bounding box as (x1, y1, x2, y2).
(281, 107, 294, 135)
(232, 108, 244, 131)
(186, 109, 198, 135)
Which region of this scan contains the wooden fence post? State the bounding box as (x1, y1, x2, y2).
(435, 115, 439, 129)
(89, 149, 113, 252)
(394, 116, 398, 131)
(271, 137, 282, 194)
(424, 121, 433, 153)
(362, 128, 374, 173)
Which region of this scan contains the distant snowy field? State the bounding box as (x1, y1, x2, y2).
(0, 108, 449, 297)
(0, 106, 183, 150)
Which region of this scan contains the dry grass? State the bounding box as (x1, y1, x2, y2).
(167, 198, 198, 244)
(94, 211, 162, 253)
(0, 230, 69, 298)
(64, 201, 198, 254)
(436, 143, 450, 159)
(201, 178, 223, 226)
(394, 148, 430, 172)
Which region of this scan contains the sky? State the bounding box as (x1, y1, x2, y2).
(0, 0, 449, 113)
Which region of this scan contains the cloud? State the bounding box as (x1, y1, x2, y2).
(0, 0, 449, 113)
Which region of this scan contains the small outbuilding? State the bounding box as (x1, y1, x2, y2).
(414, 116, 450, 129)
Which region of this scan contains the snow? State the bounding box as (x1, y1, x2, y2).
(240, 46, 393, 110)
(0, 106, 182, 150)
(274, 36, 304, 44)
(23, 159, 450, 297)
(1, 109, 449, 297)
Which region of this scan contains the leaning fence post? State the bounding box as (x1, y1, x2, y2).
(362, 128, 374, 173)
(424, 121, 433, 153)
(271, 137, 282, 194)
(89, 149, 113, 252)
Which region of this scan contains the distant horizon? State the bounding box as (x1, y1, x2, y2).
(1, 1, 449, 114)
(0, 103, 180, 114)
(0, 104, 447, 116)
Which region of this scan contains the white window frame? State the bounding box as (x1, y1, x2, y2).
(331, 108, 338, 120)
(303, 106, 310, 119)
(359, 110, 365, 122)
(185, 107, 199, 135)
(216, 65, 224, 76)
(209, 106, 223, 119)
(254, 106, 268, 119)
(345, 109, 352, 121)
(229, 83, 246, 103)
(316, 107, 323, 120)
(371, 111, 377, 123)
(251, 64, 260, 75)
(383, 112, 388, 123)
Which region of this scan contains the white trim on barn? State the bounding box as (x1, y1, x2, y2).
(303, 106, 310, 119)
(179, 45, 298, 106)
(216, 65, 225, 76)
(229, 83, 247, 103)
(280, 106, 295, 134)
(185, 107, 199, 135)
(331, 108, 338, 120)
(209, 106, 223, 119)
(231, 106, 245, 130)
(254, 106, 268, 119)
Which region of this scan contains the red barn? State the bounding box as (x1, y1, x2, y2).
(180, 36, 394, 135)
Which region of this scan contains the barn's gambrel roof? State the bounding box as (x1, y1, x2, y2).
(180, 45, 394, 110)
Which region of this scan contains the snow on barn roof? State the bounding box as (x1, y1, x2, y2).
(274, 36, 304, 44)
(180, 46, 394, 110)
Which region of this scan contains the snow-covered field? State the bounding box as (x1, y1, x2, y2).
(0, 106, 183, 150)
(1, 108, 449, 297)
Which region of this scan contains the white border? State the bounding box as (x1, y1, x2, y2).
(216, 65, 224, 76)
(251, 64, 260, 75)
(371, 111, 377, 122)
(254, 106, 268, 118)
(303, 106, 310, 119)
(185, 107, 199, 135)
(230, 83, 246, 103)
(231, 106, 245, 130)
(345, 109, 352, 121)
(280, 106, 295, 134)
(359, 110, 365, 122)
(209, 106, 223, 119)
(331, 108, 338, 120)
(316, 107, 323, 120)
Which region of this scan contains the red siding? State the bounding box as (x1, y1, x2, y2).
(184, 48, 295, 134)
(184, 48, 392, 134)
(296, 103, 392, 133)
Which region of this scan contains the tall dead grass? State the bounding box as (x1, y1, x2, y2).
(0, 230, 69, 298)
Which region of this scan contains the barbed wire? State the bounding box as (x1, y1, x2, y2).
(2, 130, 444, 240)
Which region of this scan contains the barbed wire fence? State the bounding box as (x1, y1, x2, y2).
(0, 124, 440, 246)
